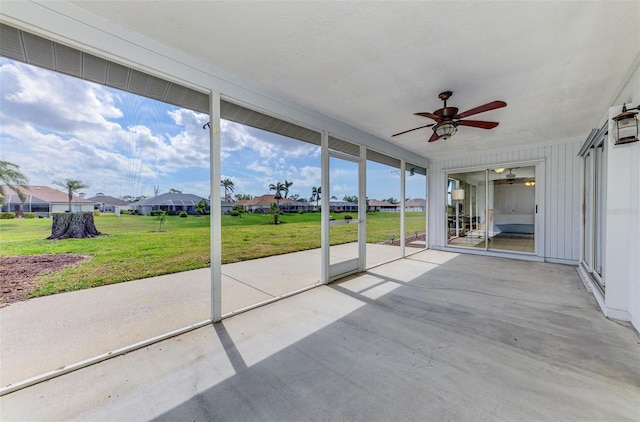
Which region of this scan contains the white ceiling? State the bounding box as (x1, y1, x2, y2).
(69, 1, 639, 160)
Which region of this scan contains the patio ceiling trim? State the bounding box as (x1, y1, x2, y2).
(0, 23, 210, 114)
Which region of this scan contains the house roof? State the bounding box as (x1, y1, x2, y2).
(87, 195, 130, 206)
(406, 199, 426, 207)
(133, 192, 206, 206)
(0, 185, 93, 204)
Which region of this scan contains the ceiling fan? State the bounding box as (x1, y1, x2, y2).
(391, 91, 507, 142)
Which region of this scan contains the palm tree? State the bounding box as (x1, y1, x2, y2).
(221, 178, 235, 202)
(0, 160, 29, 206)
(311, 186, 321, 210)
(269, 181, 285, 207)
(52, 179, 89, 212)
(283, 179, 293, 198)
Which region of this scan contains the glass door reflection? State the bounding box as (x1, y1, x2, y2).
(447, 171, 487, 249)
(488, 166, 536, 253)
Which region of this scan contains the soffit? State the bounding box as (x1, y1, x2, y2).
(0, 23, 330, 146)
(0, 23, 211, 114)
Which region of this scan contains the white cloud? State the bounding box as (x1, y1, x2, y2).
(221, 120, 319, 160)
(246, 161, 274, 176)
(0, 58, 215, 198)
(0, 60, 123, 147)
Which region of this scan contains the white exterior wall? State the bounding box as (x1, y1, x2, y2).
(604, 63, 639, 329)
(429, 138, 582, 264)
(50, 203, 94, 214)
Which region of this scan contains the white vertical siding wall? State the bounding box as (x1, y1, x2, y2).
(605, 61, 640, 328)
(429, 139, 582, 263)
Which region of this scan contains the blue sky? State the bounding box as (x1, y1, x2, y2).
(0, 58, 425, 202)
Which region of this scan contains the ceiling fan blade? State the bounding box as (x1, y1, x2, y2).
(428, 132, 440, 142)
(414, 112, 443, 121)
(391, 123, 435, 137)
(456, 120, 499, 129)
(456, 101, 506, 119)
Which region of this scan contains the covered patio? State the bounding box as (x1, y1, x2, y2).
(0, 1, 638, 420)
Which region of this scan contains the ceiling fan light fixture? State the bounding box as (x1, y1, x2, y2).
(525, 179, 535, 187)
(494, 168, 505, 174)
(435, 122, 457, 140)
(391, 91, 506, 141)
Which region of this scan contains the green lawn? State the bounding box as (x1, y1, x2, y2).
(0, 211, 425, 297)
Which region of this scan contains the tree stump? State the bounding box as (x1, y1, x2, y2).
(47, 213, 103, 240)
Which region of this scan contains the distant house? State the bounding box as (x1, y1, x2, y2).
(367, 199, 400, 212)
(280, 199, 314, 213)
(235, 194, 313, 213)
(88, 194, 132, 213)
(220, 200, 234, 214)
(405, 198, 426, 212)
(131, 192, 211, 215)
(328, 200, 358, 213)
(0, 185, 94, 216)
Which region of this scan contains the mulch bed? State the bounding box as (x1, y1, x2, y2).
(0, 254, 88, 307)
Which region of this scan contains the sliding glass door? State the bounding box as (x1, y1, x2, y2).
(582, 140, 606, 291)
(487, 166, 536, 253)
(447, 166, 537, 254)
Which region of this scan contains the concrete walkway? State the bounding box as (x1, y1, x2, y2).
(0, 243, 402, 387)
(1, 250, 638, 421)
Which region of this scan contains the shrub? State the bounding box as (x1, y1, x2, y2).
(24, 213, 36, 219)
(270, 203, 281, 225)
(0, 213, 16, 219)
(229, 210, 241, 217)
(179, 211, 188, 218)
(156, 211, 168, 231)
(94, 210, 101, 217)
(344, 214, 353, 220)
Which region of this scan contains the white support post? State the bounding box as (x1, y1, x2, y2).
(400, 160, 406, 256)
(320, 131, 330, 284)
(425, 167, 429, 248)
(358, 144, 367, 271)
(209, 91, 222, 322)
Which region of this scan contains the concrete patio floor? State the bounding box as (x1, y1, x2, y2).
(1, 249, 638, 421)
(0, 243, 403, 387)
